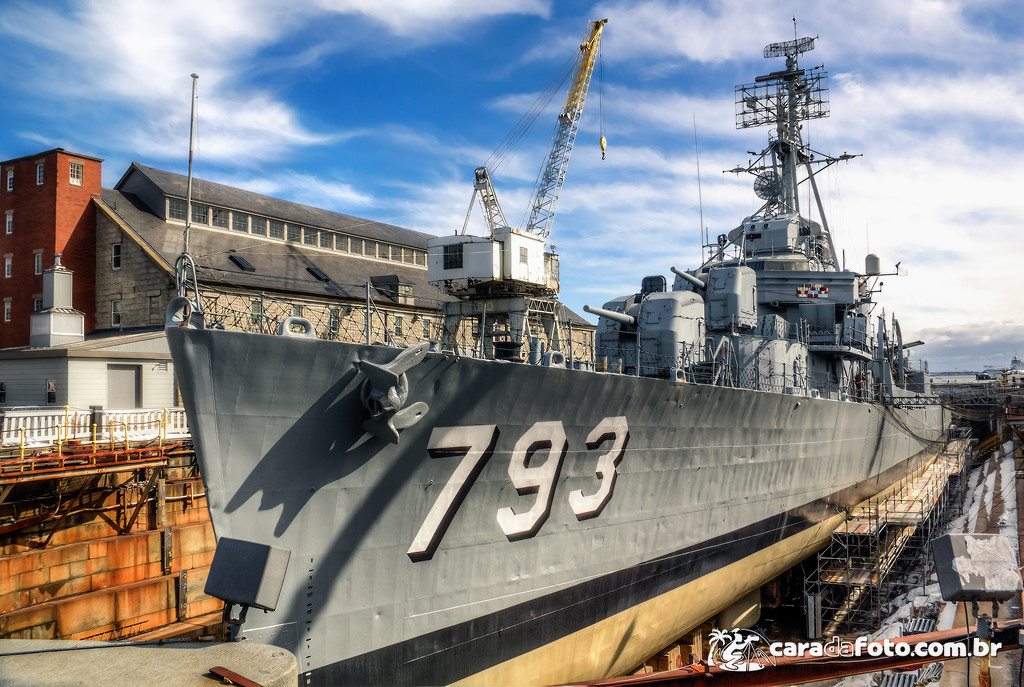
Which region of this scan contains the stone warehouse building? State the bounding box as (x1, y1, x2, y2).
(0, 149, 594, 405)
(99, 161, 456, 347)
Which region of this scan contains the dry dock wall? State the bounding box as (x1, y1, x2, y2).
(0, 474, 222, 641)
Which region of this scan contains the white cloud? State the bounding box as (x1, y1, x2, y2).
(1, 0, 324, 165)
(0, 0, 552, 167)
(589, 0, 1001, 66)
(218, 170, 376, 210)
(917, 321, 1024, 371)
(312, 0, 550, 38)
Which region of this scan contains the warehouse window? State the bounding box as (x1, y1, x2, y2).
(229, 254, 255, 272)
(306, 266, 330, 282)
(69, 162, 83, 186)
(211, 207, 229, 228)
(191, 203, 208, 224)
(111, 243, 122, 270)
(168, 198, 187, 220)
(328, 309, 340, 338)
(111, 300, 122, 327)
(36, 163, 44, 185)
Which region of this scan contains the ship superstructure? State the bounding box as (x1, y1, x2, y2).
(166, 31, 949, 687)
(586, 36, 925, 406)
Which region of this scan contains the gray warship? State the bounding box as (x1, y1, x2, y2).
(166, 31, 950, 686)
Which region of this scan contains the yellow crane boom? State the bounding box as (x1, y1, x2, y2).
(525, 18, 607, 238)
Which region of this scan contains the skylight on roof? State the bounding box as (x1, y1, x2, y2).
(229, 254, 255, 272)
(307, 266, 330, 282)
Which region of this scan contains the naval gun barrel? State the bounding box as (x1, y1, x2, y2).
(670, 266, 706, 291)
(584, 305, 636, 327)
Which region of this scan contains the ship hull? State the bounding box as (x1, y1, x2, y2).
(166, 326, 947, 686)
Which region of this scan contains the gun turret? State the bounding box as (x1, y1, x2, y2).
(584, 304, 637, 328)
(671, 266, 706, 291)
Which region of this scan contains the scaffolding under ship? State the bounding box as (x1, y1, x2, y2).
(165, 30, 950, 686)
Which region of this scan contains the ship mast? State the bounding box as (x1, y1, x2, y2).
(722, 37, 860, 270)
(183, 73, 199, 255)
(173, 73, 205, 321)
(734, 36, 827, 218)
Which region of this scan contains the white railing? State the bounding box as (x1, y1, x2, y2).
(0, 406, 190, 448)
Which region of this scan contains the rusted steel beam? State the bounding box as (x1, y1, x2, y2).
(0, 459, 170, 485)
(572, 620, 1023, 687)
(0, 441, 184, 480)
(209, 666, 264, 687)
(33, 474, 102, 549)
(121, 466, 164, 535)
(0, 507, 57, 536)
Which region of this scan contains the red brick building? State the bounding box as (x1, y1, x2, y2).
(0, 149, 102, 347)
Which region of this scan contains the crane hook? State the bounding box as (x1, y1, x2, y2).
(600, 135, 607, 160)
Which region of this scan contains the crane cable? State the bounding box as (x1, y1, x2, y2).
(484, 54, 576, 181)
(599, 37, 607, 160)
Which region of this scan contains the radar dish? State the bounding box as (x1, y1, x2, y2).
(754, 171, 782, 200)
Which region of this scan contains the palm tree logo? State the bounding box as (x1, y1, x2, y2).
(708, 628, 776, 672)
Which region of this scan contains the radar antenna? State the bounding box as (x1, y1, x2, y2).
(753, 170, 782, 201)
(763, 36, 816, 59)
(731, 35, 829, 217)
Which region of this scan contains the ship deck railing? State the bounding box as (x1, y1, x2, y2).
(594, 341, 930, 404)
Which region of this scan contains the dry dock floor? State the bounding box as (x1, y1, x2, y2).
(0, 638, 297, 686)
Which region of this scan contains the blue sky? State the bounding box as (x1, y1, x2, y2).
(2, 0, 1022, 372)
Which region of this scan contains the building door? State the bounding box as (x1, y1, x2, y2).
(107, 364, 141, 408)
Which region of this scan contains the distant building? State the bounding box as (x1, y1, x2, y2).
(0, 330, 175, 409)
(0, 150, 594, 407)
